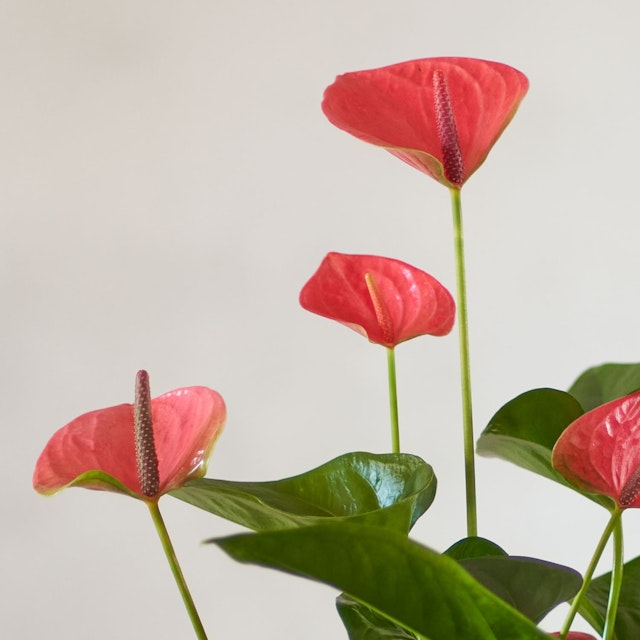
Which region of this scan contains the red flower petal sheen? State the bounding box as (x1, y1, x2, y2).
(552, 390, 640, 509)
(299, 252, 455, 348)
(549, 633, 598, 639)
(33, 385, 226, 501)
(322, 57, 529, 188)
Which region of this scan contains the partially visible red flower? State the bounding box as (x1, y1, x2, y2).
(322, 57, 528, 188)
(33, 373, 226, 502)
(549, 633, 598, 639)
(299, 252, 455, 348)
(552, 390, 640, 509)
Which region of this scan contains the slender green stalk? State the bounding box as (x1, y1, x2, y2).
(449, 187, 477, 537)
(386, 347, 400, 453)
(147, 501, 209, 640)
(558, 508, 622, 639)
(603, 516, 624, 640)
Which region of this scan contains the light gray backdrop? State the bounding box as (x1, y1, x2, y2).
(4, 1, 639, 638)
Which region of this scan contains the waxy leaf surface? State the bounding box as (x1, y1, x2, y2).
(171, 452, 435, 533)
(337, 595, 421, 640)
(458, 557, 581, 623)
(477, 389, 587, 489)
(212, 523, 550, 639)
(33, 385, 226, 501)
(300, 252, 454, 348)
(322, 57, 528, 188)
(569, 362, 640, 412)
(444, 536, 507, 560)
(444, 538, 581, 623)
(580, 554, 640, 639)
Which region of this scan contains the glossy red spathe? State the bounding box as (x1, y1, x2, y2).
(33, 383, 226, 501)
(552, 390, 640, 509)
(322, 57, 528, 188)
(549, 633, 598, 639)
(299, 252, 455, 348)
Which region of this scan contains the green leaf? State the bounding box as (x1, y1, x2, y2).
(444, 538, 581, 623)
(337, 595, 421, 640)
(170, 452, 436, 533)
(477, 388, 610, 506)
(477, 388, 584, 485)
(580, 554, 640, 639)
(211, 523, 550, 640)
(569, 362, 640, 412)
(338, 538, 577, 635)
(334, 550, 579, 638)
(444, 536, 507, 560)
(459, 556, 582, 623)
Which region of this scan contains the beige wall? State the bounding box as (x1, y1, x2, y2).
(4, 1, 637, 637)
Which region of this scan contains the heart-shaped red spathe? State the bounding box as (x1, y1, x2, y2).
(552, 390, 640, 509)
(299, 252, 455, 348)
(33, 385, 226, 501)
(322, 57, 528, 188)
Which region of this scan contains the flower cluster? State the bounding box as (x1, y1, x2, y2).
(33, 56, 634, 640)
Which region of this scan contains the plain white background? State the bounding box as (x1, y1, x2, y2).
(4, 1, 640, 637)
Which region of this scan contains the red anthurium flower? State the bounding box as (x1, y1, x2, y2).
(322, 57, 528, 188)
(549, 633, 598, 639)
(33, 371, 226, 502)
(552, 390, 640, 509)
(299, 252, 455, 348)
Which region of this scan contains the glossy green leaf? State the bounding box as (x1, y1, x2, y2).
(444, 538, 581, 623)
(477, 389, 610, 506)
(444, 536, 507, 560)
(580, 554, 640, 639)
(459, 556, 582, 623)
(337, 595, 421, 640)
(477, 389, 584, 484)
(336, 548, 578, 636)
(211, 523, 550, 639)
(569, 362, 640, 412)
(170, 452, 436, 533)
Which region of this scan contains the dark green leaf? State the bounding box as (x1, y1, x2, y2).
(477, 389, 609, 507)
(337, 595, 421, 640)
(581, 554, 640, 639)
(170, 452, 436, 533)
(211, 523, 550, 639)
(569, 363, 640, 412)
(335, 552, 574, 639)
(478, 388, 583, 464)
(444, 536, 507, 560)
(459, 556, 582, 623)
(444, 539, 581, 623)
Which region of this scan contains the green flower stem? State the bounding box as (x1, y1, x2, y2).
(386, 347, 400, 453)
(603, 515, 624, 640)
(558, 507, 623, 639)
(449, 187, 477, 537)
(147, 501, 209, 640)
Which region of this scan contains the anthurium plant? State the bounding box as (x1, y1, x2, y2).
(33, 57, 640, 640)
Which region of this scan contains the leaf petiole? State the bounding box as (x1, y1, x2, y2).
(558, 507, 622, 639)
(602, 515, 624, 640)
